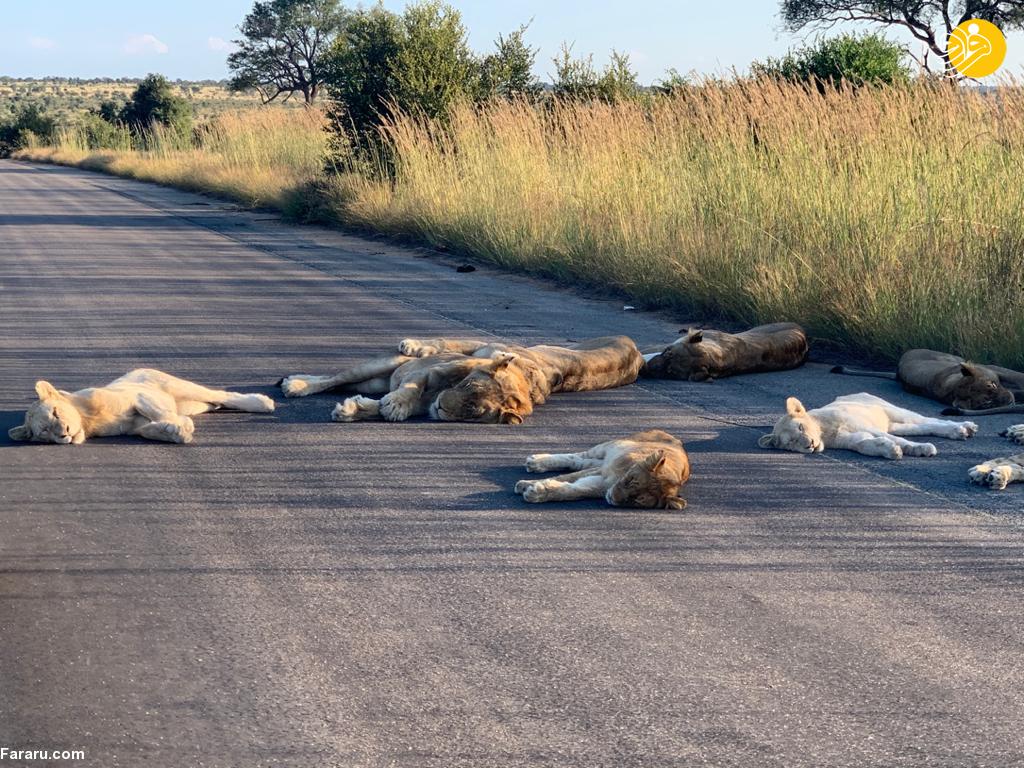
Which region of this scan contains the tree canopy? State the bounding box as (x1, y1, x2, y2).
(780, 1, 1024, 72)
(228, 0, 346, 103)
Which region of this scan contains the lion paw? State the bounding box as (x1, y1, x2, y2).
(243, 393, 275, 412)
(970, 463, 1011, 490)
(380, 392, 415, 422)
(905, 442, 937, 458)
(1002, 424, 1024, 445)
(522, 483, 550, 503)
(398, 339, 440, 357)
(331, 398, 359, 422)
(281, 375, 313, 398)
(952, 422, 978, 440)
(525, 454, 551, 473)
(514, 480, 533, 495)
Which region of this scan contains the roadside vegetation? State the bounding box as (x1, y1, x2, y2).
(10, 0, 1024, 368)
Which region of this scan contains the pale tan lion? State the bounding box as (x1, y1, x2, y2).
(969, 425, 1024, 490)
(514, 430, 690, 509)
(280, 336, 643, 425)
(758, 392, 978, 460)
(7, 369, 274, 445)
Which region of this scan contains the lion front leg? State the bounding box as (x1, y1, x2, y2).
(516, 471, 606, 504)
(833, 430, 905, 460)
(135, 419, 195, 444)
(398, 338, 496, 357)
(331, 395, 382, 422)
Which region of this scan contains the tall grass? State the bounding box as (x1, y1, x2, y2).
(17, 82, 1024, 366)
(19, 108, 330, 208)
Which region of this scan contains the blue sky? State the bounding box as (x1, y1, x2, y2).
(3, 1, 1022, 83)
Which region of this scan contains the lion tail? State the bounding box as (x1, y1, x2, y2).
(830, 365, 898, 380)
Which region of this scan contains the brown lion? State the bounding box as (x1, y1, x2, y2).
(832, 349, 1024, 415)
(514, 430, 691, 509)
(641, 322, 808, 381)
(279, 336, 643, 425)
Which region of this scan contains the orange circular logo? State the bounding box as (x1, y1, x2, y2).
(948, 19, 1007, 78)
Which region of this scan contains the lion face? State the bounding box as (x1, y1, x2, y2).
(606, 451, 686, 509)
(758, 397, 824, 454)
(8, 381, 85, 445)
(430, 355, 533, 425)
(952, 364, 1015, 410)
(643, 330, 712, 381)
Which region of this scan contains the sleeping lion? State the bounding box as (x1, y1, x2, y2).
(514, 430, 690, 509)
(280, 336, 643, 424)
(642, 322, 808, 381)
(7, 369, 274, 445)
(969, 425, 1024, 490)
(758, 392, 978, 459)
(832, 349, 1024, 416)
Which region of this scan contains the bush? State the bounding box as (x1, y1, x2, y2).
(751, 33, 909, 87)
(118, 74, 193, 136)
(0, 104, 56, 156)
(552, 45, 640, 102)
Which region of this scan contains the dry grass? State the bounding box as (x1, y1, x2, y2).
(17, 80, 1024, 366)
(18, 108, 330, 208)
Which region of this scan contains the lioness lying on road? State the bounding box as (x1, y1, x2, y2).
(969, 425, 1024, 490)
(280, 336, 643, 424)
(514, 430, 690, 509)
(758, 392, 977, 459)
(832, 349, 1024, 415)
(641, 323, 808, 381)
(7, 369, 274, 445)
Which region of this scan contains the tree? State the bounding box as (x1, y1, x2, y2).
(392, 1, 478, 119)
(751, 32, 910, 86)
(479, 24, 541, 100)
(552, 45, 640, 102)
(228, 0, 346, 104)
(323, 1, 483, 142)
(119, 74, 193, 135)
(779, 1, 1024, 73)
(323, 4, 402, 139)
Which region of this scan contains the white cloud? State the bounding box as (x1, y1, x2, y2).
(29, 36, 57, 50)
(207, 36, 235, 53)
(124, 33, 169, 55)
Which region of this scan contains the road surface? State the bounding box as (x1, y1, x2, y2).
(1, 159, 1023, 768)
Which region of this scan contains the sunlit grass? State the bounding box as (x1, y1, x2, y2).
(18, 108, 329, 208)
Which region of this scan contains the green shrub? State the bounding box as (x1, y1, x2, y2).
(751, 33, 909, 87)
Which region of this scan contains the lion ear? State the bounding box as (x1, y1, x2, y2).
(758, 434, 777, 449)
(785, 397, 805, 417)
(645, 450, 666, 471)
(8, 425, 30, 441)
(499, 409, 524, 425)
(34, 381, 63, 401)
(490, 352, 516, 371)
(960, 363, 975, 378)
(686, 329, 703, 344)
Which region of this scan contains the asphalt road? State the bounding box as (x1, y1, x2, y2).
(1, 159, 1023, 768)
